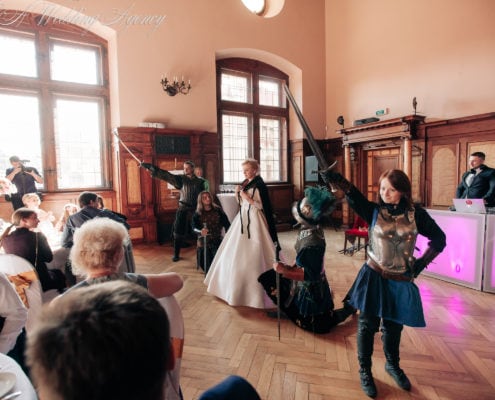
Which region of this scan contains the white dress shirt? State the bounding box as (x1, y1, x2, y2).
(0, 272, 27, 354)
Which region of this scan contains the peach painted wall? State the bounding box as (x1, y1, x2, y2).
(325, 0, 495, 138)
(3, 0, 327, 139)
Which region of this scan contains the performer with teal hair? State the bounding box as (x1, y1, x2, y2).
(258, 186, 356, 333)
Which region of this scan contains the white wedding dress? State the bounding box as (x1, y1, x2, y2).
(204, 187, 276, 309)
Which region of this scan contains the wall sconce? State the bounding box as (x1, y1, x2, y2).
(160, 76, 191, 96)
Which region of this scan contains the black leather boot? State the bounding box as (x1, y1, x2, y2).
(357, 314, 379, 398)
(382, 320, 411, 391)
(173, 239, 181, 262)
(384, 362, 411, 391)
(359, 366, 377, 398)
(333, 300, 357, 324)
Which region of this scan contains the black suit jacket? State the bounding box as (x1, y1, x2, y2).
(455, 164, 495, 206)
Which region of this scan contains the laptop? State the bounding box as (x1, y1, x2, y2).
(452, 198, 486, 214)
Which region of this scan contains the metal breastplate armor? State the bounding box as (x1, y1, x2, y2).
(285, 227, 327, 307)
(295, 226, 326, 253)
(367, 208, 417, 274)
(179, 177, 204, 207)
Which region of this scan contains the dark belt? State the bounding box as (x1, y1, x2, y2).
(366, 259, 413, 282)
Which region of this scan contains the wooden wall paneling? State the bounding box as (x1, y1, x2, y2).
(411, 140, 425, 203)
(365, 148, 400, 201)
(200, 132, 221, 194)
(115, 128, 155, 243)
(429, 143, 458, 208)
(424, 113, 495, 208)
(268, 184, 294, 230)
(337, 115, 425, 224)
(290, 139, 304, 201)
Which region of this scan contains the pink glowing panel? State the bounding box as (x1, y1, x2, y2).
(414, 210, 484, 290)
(483, 215, 495, 293)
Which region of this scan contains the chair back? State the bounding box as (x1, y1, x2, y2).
(119, 242, 136, 273)
(0, 254, 42, 332)
(352, 215, 368, 230)
(158, 295, 184, 400)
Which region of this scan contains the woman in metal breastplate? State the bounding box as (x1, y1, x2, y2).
(323, 169, 446, 398)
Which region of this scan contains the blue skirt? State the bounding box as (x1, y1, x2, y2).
(348, 264, 426, 327)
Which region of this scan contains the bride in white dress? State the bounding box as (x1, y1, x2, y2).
(204, 158, 279, 309)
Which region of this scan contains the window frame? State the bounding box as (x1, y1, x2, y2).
(0, 10, 111, 193)
(216, 57, 289, 184)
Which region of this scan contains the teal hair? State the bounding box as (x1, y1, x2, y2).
(304, 186, 335, 220)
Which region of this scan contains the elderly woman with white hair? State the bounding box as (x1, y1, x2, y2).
(65, 217, 183, 297)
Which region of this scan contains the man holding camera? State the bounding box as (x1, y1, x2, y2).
(5, 155, 44, 210)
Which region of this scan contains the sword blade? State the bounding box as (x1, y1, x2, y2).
(113, 129, 142, 164)
(283, 84, 329, 170)
(274, 242, 281, 341)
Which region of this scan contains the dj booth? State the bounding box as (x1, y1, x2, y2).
(415, 209, 495, 293)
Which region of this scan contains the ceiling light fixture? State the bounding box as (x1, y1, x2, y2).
(241, 0, 266, 15)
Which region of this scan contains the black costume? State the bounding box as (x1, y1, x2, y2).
(61, 206, 130, 249)
(259, 225, 354, 333)
(142, 165, 208, 260)
(192, 207, 230, 272)
(5, 167, 42, 210)
(455, 164, 495, 206)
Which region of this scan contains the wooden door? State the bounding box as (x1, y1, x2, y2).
(365, 148, 400, 201)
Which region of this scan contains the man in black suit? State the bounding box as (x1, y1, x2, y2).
(455, 151, 495, 207)
(60, 191, 131, 285)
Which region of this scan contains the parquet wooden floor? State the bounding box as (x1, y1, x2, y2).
(133, 229, 495, 400)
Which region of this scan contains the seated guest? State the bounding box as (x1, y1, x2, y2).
(0, 353, 37, 400)
(60, 191, 130, 285)
(27, 281, 172, 400)
(61, 191, 130, 249)
(0, 271, 28, 374)
(64, 217, 183, 298)
(0, 208, 66, 292)
(192, 191, 230, 272)
(96, 195, 128, 221)
(22, 192, 56, 239)
(258, 186, 356, 333)
(27, 281, 260, 400)
(54, 203, 78, 233)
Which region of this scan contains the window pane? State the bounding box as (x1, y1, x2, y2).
(54, 98, 103, 189)
(0, 93, 43, 189)
(259, 117, 283, 182)
(0, 32, 37, 77)
(50, 42, 100, 84)
(221, 71, 252, 103)
(222, 113, 250, 182)
(259, 77, 282, 107)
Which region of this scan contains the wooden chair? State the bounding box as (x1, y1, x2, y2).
(342, 215, 369, 259)
(159, 295, 184, 400)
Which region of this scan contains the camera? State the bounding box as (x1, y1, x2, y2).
(20, 162, 34, 173)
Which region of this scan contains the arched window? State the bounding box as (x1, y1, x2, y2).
(0, 11, 111, 191)
(216, 58, 288, 184)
